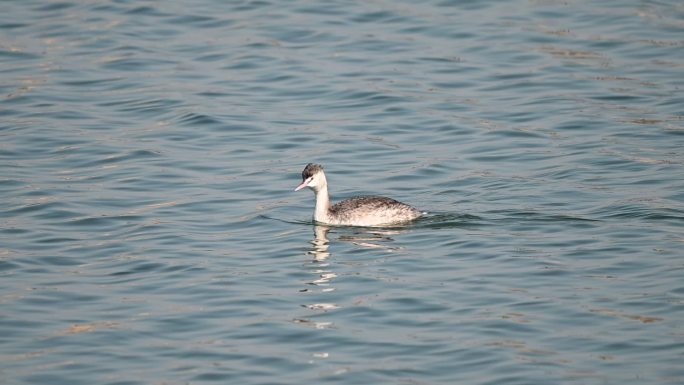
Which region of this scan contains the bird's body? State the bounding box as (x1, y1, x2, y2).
(295, 163, 422, 226)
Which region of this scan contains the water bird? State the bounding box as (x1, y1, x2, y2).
(294, 163, 422, 226)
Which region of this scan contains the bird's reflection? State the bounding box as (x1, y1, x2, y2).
(309, 225, 332, 263)
(295, 225, 338, 330)
(295, 225, 408, 331)
(303, 225, 405, 290)
(304, 225, 337, 290)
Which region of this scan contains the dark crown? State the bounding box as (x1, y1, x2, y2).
(302, 163, 323, 180)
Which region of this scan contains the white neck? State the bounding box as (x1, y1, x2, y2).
(313, 185, 332, 223)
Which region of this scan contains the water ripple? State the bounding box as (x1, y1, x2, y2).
(1, 0, 683, 384)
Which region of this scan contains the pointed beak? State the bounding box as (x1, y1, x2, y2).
(294, 180, 308, 191)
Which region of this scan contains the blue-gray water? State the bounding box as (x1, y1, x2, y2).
(1, 0, 683, 384)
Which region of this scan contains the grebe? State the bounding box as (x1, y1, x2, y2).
(294, 163, 422, 226)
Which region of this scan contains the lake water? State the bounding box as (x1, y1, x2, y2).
(1, 0, 683, 384)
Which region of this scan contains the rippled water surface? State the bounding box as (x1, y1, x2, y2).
(2, 1, 683, 384)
